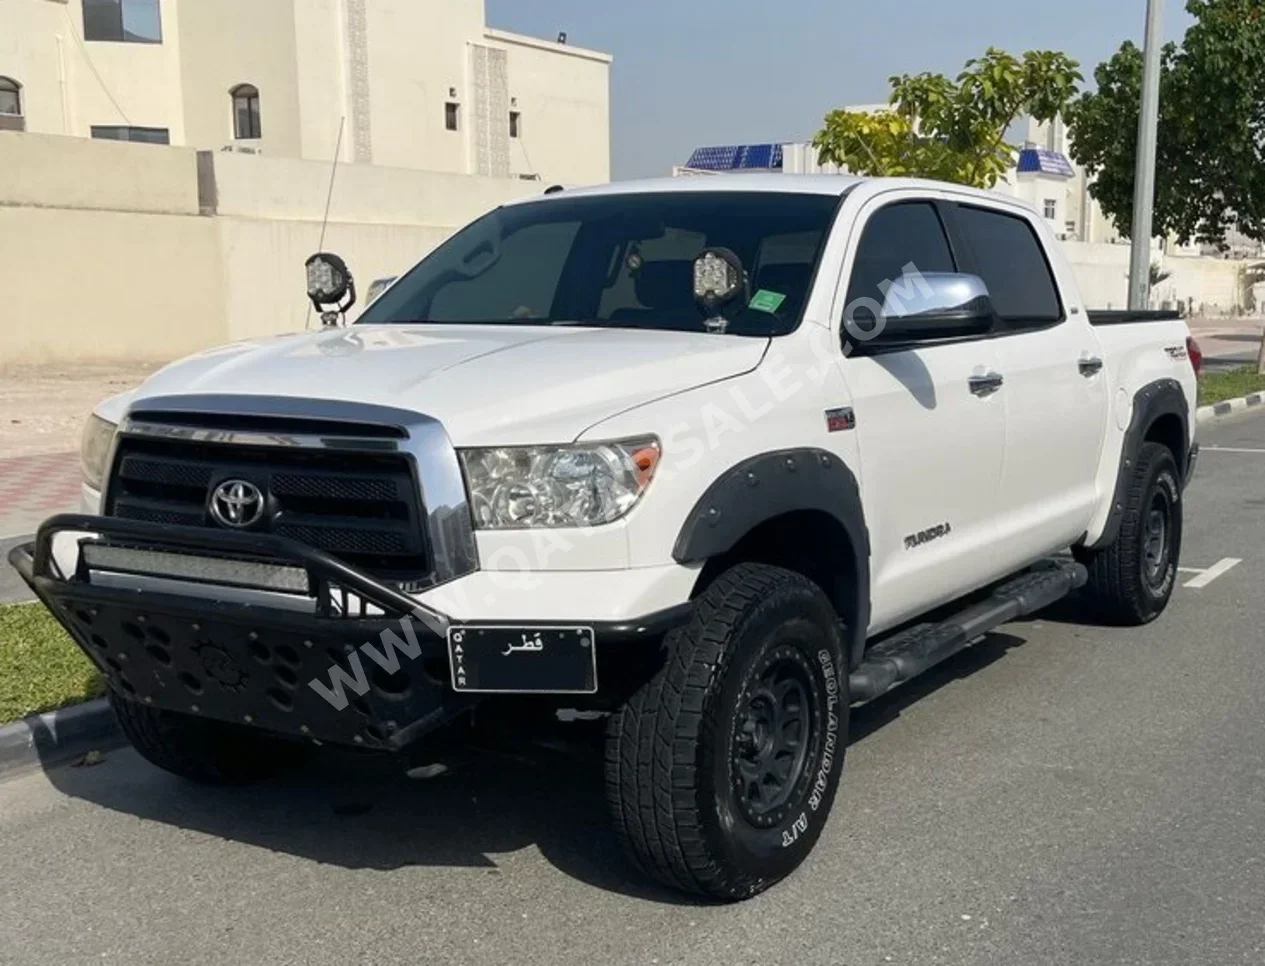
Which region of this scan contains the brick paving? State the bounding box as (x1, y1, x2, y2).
(0, 451, 82, 539)
(1187, 317, 1263, 372)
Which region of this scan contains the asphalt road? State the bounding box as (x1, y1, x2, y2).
(2, 414, 1264, 966)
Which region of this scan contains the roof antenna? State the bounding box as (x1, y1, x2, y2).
(306, 116, 346, 330)
(557, 31, 568, 44)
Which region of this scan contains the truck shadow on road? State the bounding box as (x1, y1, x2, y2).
(37, 713, 717, 904)
(848, 631, 1028, 745)
(34, 630, 1031, 904)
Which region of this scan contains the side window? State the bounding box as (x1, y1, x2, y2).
(845, 202, 956, 326)
(955, 205, 1062, 327)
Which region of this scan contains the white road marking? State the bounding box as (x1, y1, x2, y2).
(1201, 447, 1265, 454)
(1183, 557, 1243, 589)
(1176, 567, 1202, 574)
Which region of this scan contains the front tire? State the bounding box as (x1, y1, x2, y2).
(605, 563, 848, 900)
(1078, 441, 1183, 625)
(110, 691, 310, 785)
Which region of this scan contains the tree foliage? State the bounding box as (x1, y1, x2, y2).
(812, 48, 1083, 188)
(1067, 0, 1265, 246)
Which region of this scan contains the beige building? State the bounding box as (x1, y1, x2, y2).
(0, 0, 611, 184)
(999, 117, 1125, 246)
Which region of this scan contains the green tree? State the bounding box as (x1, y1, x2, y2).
(812, 48, 1083, 188)
(1067, 0, 1265, 247)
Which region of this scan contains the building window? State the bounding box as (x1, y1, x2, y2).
(1043, 198, 1057, 220)
(445, 102, 460, 131)
(0, 77, 21, 116)
(231, 84, 262, 140)
(90, 125, 170, 144)
(0, 77, 22, 131)
(509, 110, 521, 138)
(83, 0, 162, 44)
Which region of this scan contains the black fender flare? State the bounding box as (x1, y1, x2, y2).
(1088, 378, 1190, 551)
(672, 448, 871, 667)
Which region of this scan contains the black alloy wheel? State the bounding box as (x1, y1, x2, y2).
(731, 645, 819, 829)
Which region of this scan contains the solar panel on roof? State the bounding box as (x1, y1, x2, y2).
(685, 144, 785, 171)
(1016, 148, 1075, 178)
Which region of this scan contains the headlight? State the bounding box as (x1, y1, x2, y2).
(80, 414, 117, 491)
(460, 438, 660, 529)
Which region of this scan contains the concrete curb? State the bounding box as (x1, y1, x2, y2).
(1197, 392, 1265, 425)
(0, 698, 123, 782)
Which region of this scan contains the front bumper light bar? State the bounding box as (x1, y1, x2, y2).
(8, 515, 691, 752)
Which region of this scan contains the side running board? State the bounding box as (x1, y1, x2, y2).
(848, 559, 1087, 705)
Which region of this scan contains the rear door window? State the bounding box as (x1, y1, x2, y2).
(954, 205, 1063, 328)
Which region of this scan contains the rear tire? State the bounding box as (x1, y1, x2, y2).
(605, 563, 848, 900)
(110, 691, 310, 785)
(1078, 441, 1182, 625)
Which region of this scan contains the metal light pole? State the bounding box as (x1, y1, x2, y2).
(1128, 0, 1165, 310)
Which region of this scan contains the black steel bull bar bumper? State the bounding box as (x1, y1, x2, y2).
(9, 515, 466, 751)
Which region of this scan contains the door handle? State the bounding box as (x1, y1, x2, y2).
(1079, 356, 1104, 376)
(968, 372, 1004, 396)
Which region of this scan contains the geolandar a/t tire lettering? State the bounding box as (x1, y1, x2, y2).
(605, 562, 848, 900)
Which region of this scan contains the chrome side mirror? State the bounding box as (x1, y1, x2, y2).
(872, 272, 995, 341)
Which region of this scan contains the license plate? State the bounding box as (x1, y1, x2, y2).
(447, 626, 597, 694)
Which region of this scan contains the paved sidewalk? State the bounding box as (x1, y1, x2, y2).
(1187, 317, 1263, 372)
(0, 452, 81, 541)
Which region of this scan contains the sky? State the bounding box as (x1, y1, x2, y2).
(485, 0, 1196, 181)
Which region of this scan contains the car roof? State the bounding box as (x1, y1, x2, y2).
(508, 173, 865, 205)
(508, 174, 1027, 208)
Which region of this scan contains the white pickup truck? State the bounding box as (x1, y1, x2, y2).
(11, 175, 1200, 900)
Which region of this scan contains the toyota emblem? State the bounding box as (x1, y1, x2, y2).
(209, 479, 265, 529)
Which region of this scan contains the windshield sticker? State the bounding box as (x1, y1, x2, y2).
(748, 289, 787, 314)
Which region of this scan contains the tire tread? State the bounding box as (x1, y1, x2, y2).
(605, 563, 837, 899)
(1080, 441, 1180, 625)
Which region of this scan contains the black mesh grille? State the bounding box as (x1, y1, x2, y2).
(119, 456, 215, 489)
(273, 523, 409, 554)
(271, 473, 397, 502)
(106, 436, 429, 580)
(113, 504, 205, 527)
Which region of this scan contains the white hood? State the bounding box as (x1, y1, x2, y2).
(129, 324, 768, 445)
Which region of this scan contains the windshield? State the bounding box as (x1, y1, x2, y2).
(357, 191, 841, 336)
